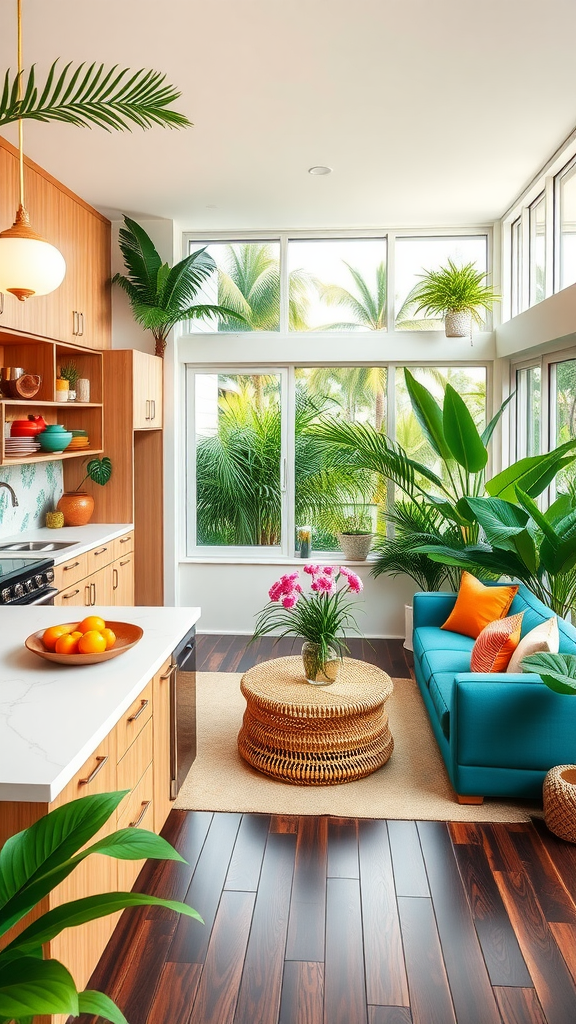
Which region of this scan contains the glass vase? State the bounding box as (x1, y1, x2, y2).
(301, 641, 340, 685)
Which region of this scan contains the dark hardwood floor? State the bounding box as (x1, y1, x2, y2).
(79, 637, 576, 1024)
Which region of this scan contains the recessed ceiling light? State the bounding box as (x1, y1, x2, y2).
(206, 204, 217, 209)
(308, 165, 332, 176)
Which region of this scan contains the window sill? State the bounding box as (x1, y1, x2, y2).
(179, 554, 377, 567)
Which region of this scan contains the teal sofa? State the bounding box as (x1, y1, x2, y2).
(412, 584, 576, 801)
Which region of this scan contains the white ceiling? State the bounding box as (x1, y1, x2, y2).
(1, 0, 576, 231)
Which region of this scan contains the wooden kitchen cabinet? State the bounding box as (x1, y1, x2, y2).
(53, 536, 135, 608)
(112, 552, 135, 605)
(152, 656, 174, 832)
(0, 135, 111, 349)
(132, 349, 163, 428)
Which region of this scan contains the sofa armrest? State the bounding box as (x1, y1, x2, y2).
(453, 672, 543, 686)
(413, 591, 457, 628)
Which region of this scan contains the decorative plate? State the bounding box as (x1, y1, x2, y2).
(25, 621, 144, 665)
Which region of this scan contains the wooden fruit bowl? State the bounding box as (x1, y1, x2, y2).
(25, 621, 143, 665)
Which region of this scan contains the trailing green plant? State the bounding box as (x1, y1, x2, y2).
(0, 61, 191, 131)
(410, 258, 499, 325)
(112, 218, 246, 356)
(76, 456, 112, 491)
(414, 489, 576, 618)
(308, 369, 576, 591)
(0, 790, 202, 1023)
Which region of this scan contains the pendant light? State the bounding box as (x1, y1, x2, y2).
(0, 0, 65, 301)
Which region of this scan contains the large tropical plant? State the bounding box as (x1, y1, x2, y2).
(0, 61, 190, 131)
(0, 790, 202, 1023)
(112, 218, 245, 356)
(308, 369, 576, 589)
(415, 489, 576, 617)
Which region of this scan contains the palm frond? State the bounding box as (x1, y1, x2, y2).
(0, 61, 191, 130)
(112, 217, 161, 302)
(159, 248, 216, 310)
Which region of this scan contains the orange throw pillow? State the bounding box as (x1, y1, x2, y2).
(470, 613, 524, 672)
(442, 571, 519, 639)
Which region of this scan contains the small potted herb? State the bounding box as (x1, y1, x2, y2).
(410, 258, 499, 339)
(337, 509, 374, 562)
(59, 361, 80, 401)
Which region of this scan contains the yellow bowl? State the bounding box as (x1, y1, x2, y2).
(25, 621, 143, 665)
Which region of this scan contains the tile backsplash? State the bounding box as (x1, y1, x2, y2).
(0, 461, 63, 536)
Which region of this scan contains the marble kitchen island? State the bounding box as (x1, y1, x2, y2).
(0, 604, 201, 1002)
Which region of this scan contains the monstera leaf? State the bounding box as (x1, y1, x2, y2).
(521, 652, 576, 695)
(85, 457, 112, 487)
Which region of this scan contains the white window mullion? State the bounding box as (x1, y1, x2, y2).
(386, 231, 395, 334)
(284, 366, 296, 558)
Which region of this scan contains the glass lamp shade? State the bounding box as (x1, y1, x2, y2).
(0, 206, 66, 300)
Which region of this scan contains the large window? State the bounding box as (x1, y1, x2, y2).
(529, 195, 546, 306)
(287, 239, 387, 332)
(186, 241, 281, 332)
(511, 217, 522, 317)
(558, 160, 576, 291)
(394, 236, 488, 330)
(550, 358, 576, 494)
(186, 363, 488, 559)
(515, 365, 541, 458)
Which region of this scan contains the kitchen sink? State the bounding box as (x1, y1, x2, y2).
(0, 541, 76, 552)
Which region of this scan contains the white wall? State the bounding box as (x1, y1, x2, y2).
(111, 217, 175, 352)
(177, 560, 417, 638)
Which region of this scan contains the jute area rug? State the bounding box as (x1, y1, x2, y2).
(175, 671, 542, 822)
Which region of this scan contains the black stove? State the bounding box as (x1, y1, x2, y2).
(0, 557, 56, 605)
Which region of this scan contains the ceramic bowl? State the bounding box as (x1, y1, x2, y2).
(25, 621, 144, 665)
(39, 430, 72, 453)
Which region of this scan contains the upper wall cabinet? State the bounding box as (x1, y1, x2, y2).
(133, 349, 163, 429)
(0, 137, 111, 350)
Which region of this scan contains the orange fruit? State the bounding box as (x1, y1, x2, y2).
(78, 630, 107, 655)
(55, 633, 80, 656)
(78, 615, 106, 634)
(100, 628, 116, 650)
(70, 631, 83, 640)
(42, 624, 73, 651)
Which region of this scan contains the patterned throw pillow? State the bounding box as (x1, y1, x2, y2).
(470, 613, 524, 673)
(442, 571, 519, 639)
(507, 616, 560, 674)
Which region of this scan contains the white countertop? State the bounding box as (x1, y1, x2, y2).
(0, 524, 134, 564)
(0, 605, 201, 803)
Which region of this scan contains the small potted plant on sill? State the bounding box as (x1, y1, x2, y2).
(57, 456, 112, 526)
(250, 565, 364, 685)
(410, 258, 500, 340)
(337, 509, 374, 562)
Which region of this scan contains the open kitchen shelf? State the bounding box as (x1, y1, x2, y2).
(0, 334, 103, 466)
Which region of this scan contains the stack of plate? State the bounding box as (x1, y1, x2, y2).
(67, 429, 90, 451)
(4, 436, 41, 457)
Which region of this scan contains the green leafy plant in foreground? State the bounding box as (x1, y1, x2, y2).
(521, 652, 576, 694)
(76, 456, 112, 491)
(0, 790, 203, 1023)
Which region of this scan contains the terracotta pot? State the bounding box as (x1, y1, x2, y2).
(56, 491, 95, 527)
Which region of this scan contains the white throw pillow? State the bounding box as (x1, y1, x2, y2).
(507, 616, 560, 673)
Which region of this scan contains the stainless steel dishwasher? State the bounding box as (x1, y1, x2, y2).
(170, 626, 197, 798)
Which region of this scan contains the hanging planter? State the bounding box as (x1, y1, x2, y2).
(409, 259, 499, 344)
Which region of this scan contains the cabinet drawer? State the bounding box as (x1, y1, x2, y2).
(53, 552, 89, 591)
(117, 716, 153, 792)
(51, 732, 117, 809)
(117, 764, 154, 891)
(116, 679, 153, 756)
(53, 582, 89, 607)
(87, 541, 114, 572)
(113, 531, 134, 560)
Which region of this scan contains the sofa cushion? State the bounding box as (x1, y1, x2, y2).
(413, 626, 475, 665)
(471, 613, 524, 673)
(421, 647, 473, 685)
(441, 571, 518, 639)
(428, 672, 454, 740)
(507, 616, 559, 673)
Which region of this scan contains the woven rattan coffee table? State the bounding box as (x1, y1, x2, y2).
(238, 656, 394, 785)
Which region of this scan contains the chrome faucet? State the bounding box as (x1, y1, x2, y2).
(0, 482, 18, 507)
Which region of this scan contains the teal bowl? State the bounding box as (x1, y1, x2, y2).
(39, 430, 72, 453)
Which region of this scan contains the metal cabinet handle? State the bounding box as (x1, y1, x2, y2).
(62, 588, 80, 599)
(119, 558, 131, 567)
(119, 536, 131, 544)
(81, 312, 85, 336)
(80, 755, 108, 785)
(129, 800, 151, 828)
(151, 399, 156, 421)
(94, 546, 108, 556)
(64, 561, 80, 571)
(160, 664, 177, 682)
(72, 311, 77, 334)
(0, 293, 4, 315)
(127, 698, 149, 722)
(112, 568, 119, 590)
(85, 584, 91, 606)
(90, 582, 96, 606)
(145, 399, 151, 421)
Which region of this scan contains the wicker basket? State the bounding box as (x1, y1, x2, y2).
(543, 764, 576, 842)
